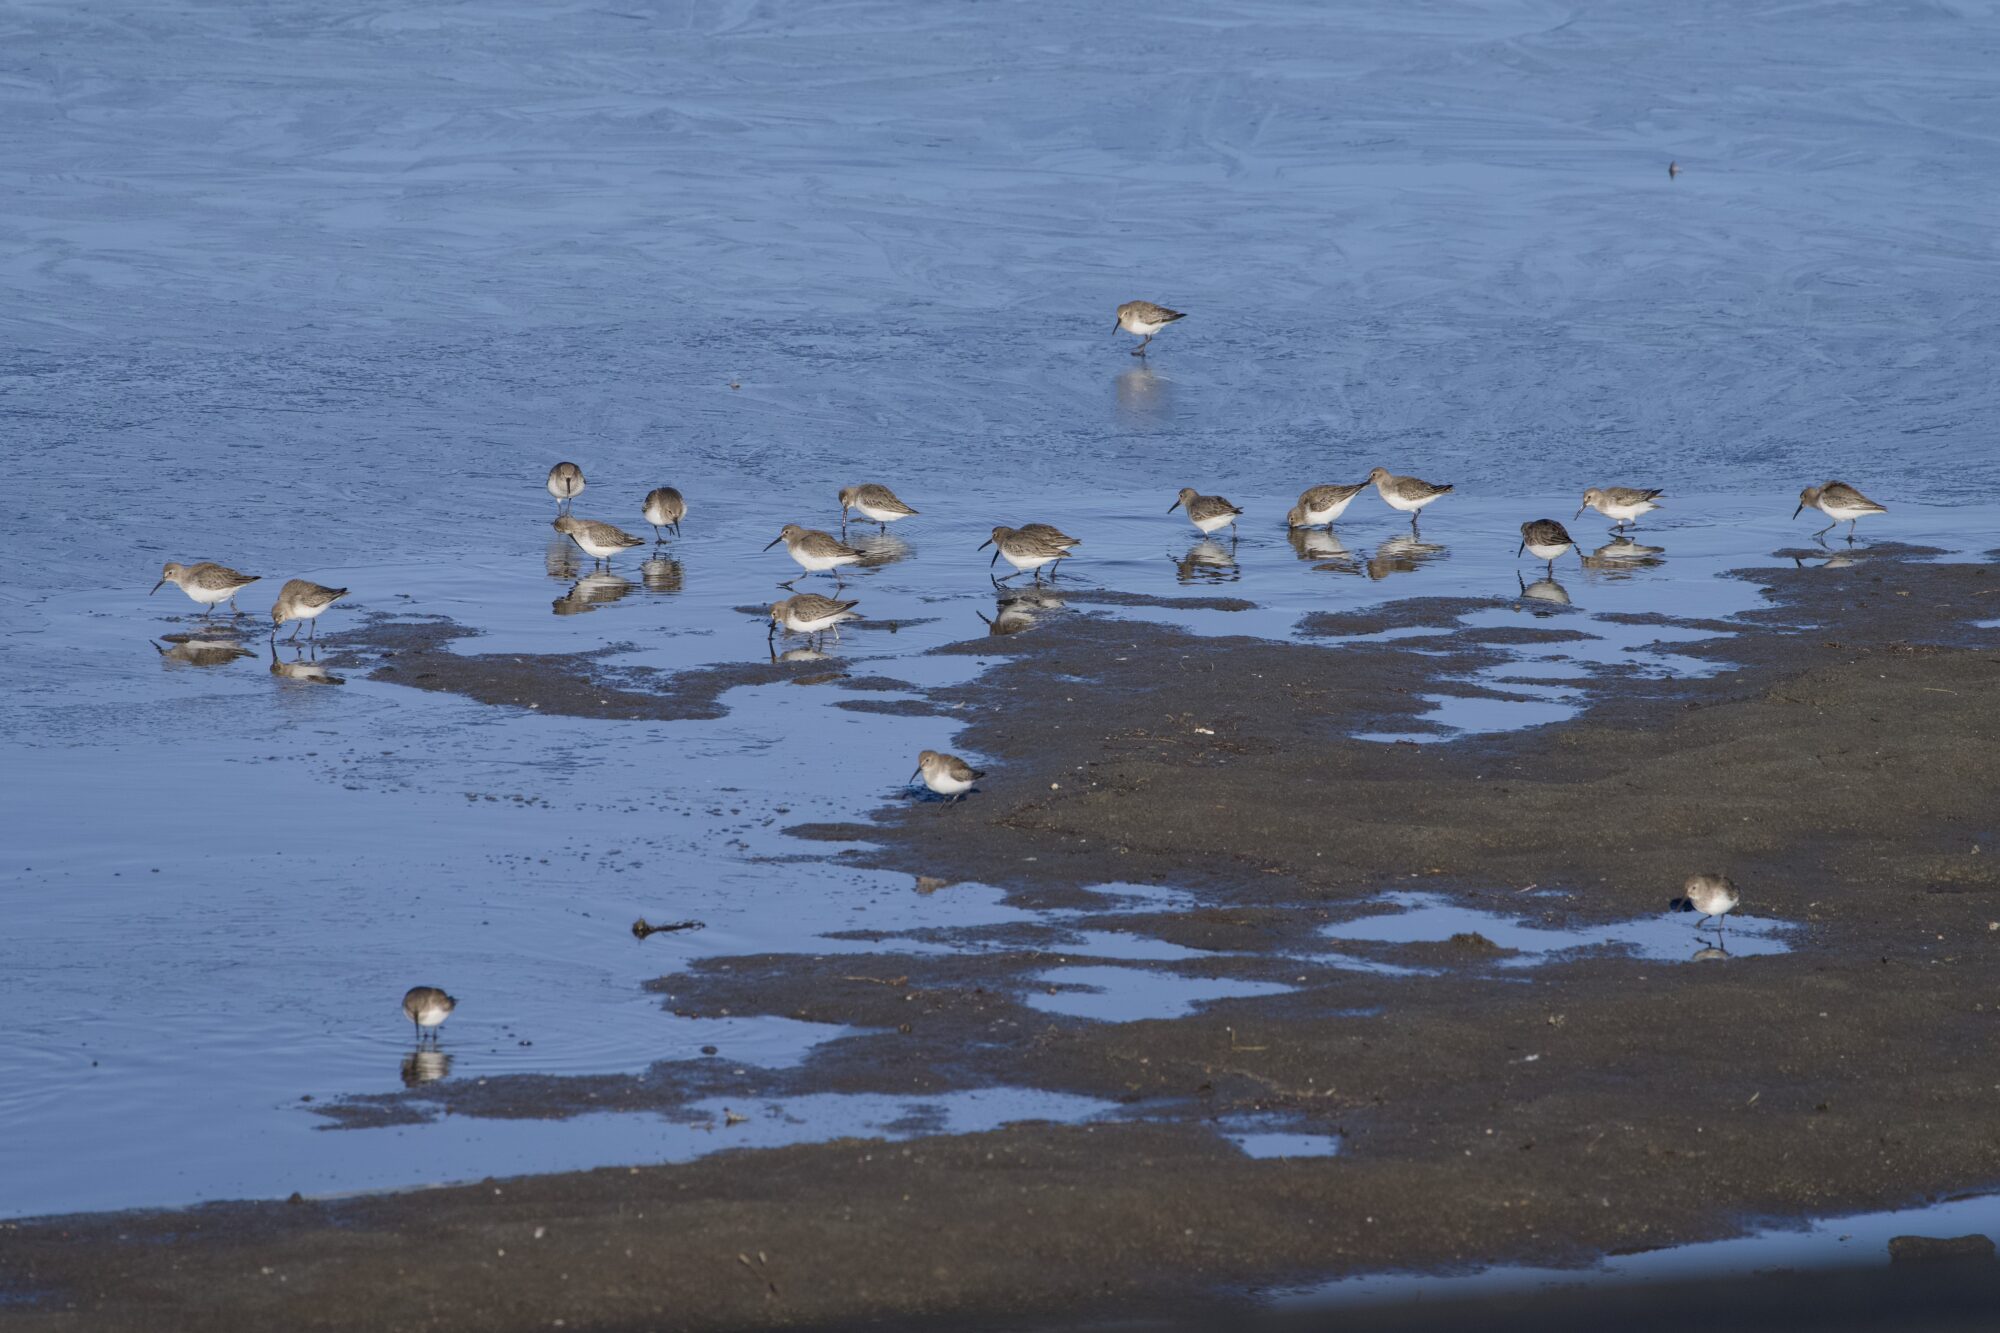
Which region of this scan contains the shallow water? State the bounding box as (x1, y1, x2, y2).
(5, 0, 1999, 1221)
(1282, 1191, 2000, 1307)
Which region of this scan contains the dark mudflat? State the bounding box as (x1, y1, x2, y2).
(4, 548, 1998, 1332)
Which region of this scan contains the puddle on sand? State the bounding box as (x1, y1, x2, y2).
(1025, 965, 1293, 1022)
(1321, 892, 1792, 966)
(1216, 1113, 1344, 1161)
(1277, 1192, 2000, 1308)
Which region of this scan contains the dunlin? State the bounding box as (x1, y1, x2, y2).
(1287, 482, 1368, 530)
(769, 592, 860, 641)
(553, 514, 646, 565)
(838, 483, 918, 533)
(1168, 487, 1243, 536)
(643, 487, 686, 541)
(1675, 874, 1739, 930)
(1018, 523, 1080, 574)
(1668, 160, 1682, 179)
(980, 525, 1071, 582)
(912, 749, 984, 802)
(1114, 300, 1186, 356)
(270, 578, 347, 641)
(764, 524, 863, 582)
(1366, 468, 1453, 527)
(1576, 486, 1664, 530)
(547, 462, 585, 513)
(402, 985, 456, 1041)
(1794, 481, 1886, 542)
(151, 562, 260, 617)
(1516, 519, 1580, 573)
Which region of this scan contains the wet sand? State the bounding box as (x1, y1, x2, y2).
(5, 546, 1996, 1330)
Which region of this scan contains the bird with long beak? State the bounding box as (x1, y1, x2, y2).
(1516, 519, 1581, 574)
(151, 561, 260, 616)
(1793, 481, 1887, 542)
(911, 749, 984, 802)
(1114, 300, 1186, 356)
(764, 524, 863, 584)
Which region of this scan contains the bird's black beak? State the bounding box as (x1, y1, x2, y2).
(763, 534, 784, 551)
(1167, 498, 1182, 513)
(149, 579, 166, 595)
(1791, 502, 1804, 520)
(908, 768, 921, 784)
(976, 538, 992, 551)
(1573, 505, 1586, 520)
(988, 549, 1000, 568)
(1111, 321, 1120, 333)
(1516, 539, 1525, 557)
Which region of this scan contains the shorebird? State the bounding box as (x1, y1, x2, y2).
(547, 462, 585, 513)
(1114, 300, 1186, 356)
(1675, 874, 1739, 930)
(980, 525, 1071, 582)
(1168, 487, 1243, 536)
(1668, 160, 1682, 179)
(553, 514, 646, 566)
(1794, 481, 1887, 542)
(151, 562, 260, 617)
(769, 592, 860, 642)
(838, 483, 918, 533)
(1287, 482, 1368, 530)
(402, 986, 456, 1041)
(912, 749, 984, 802)
(765, 524, 863, 582)
(1516, 519, 1580, 574)
(1366, 468, 1453, 528)
(643, 487, 686, 541)
(1017, 523, 1080, 575)
(270, 579, 347, 641)
(1577, 486, 1665, 531)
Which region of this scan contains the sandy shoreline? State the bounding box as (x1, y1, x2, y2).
(4, 545, 1997, 1330)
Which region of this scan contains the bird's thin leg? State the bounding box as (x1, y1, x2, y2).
(1130, 335, 1152, 356)
(1814, 520, 1836, 539)
(288, 621, 302, 642)
(1847, 520, 1859, 543)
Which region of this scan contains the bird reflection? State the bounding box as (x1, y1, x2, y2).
(1581, 536, 1666, 576)
(269, 640, 345, 684)
(153, 636, 255, 668)
(851, 533, 911, 569)
(1174, 538, 1239, 585)
(400, 1047, 453, 1086)
(1692, 935, 1730, 962)
(1514, 571, 1572, 615)
(1287, 527, 1361, 575)
(553, 570, 633, 616)
(640, 555, 684, 594)
(1792, 550, 1861, 570)
(770, 644, 834, 664)
(1365, 534, 1447, 581)
(977, 586, 1065, 636)
(545, 537, 583, 581)
(1115, 363, 1169, 419)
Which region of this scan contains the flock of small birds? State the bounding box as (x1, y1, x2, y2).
(149, 291, 1858, 1040)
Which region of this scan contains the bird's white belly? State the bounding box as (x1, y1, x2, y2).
(574, 536, 623, 558)
(644, 502, 678, 525)
(1127, 318, 1163, 336)
(856, 503, 906, 523)
(1525, 540, 1569, 560)
(1302, 495, 1356, 525)
(187, 584, 236, 605)
(1001, 548, 1057, 572)
(414, 1005, 450, 1026)
(1604, 500, 1656, 521)
(1191, 511, 1236, 534)
(1820, 503, 1874, 522)
(1381, 491, 1435, 513)
(926, 771, 974, 796)
(787, 611, 848, 633)
(291, 601, 330, 621)
(793, 548, 857, 572)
